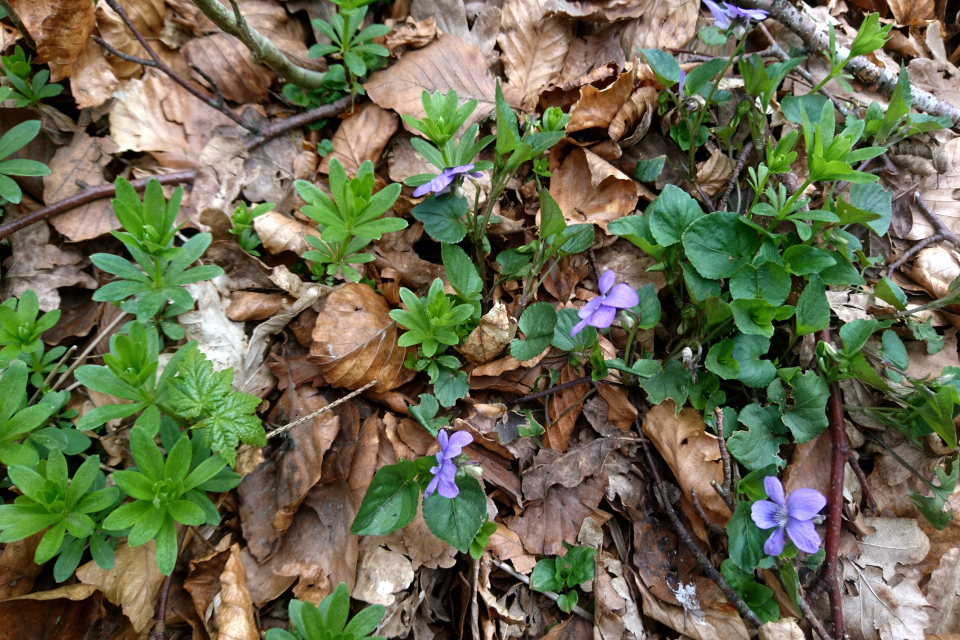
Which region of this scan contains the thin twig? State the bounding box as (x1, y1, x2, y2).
(637, 427, 763, 628)
(512, 375, 623, 404)
(0, 0, 36, 51)
(847, 451, 878, 513)
(0, 96, 355, 240)
(267, 380, 376, 439)
(770, 566, 832, 640)
(690, 491, 726, 535)
(695, 183, 717, 213)
(489, 556, 595, 622)
(51, 312, 129, 392)
(717, 141, 753, 213)
(819, 327, 846, 640)
(887, 233, 944, 274)
(28, 345, 76, 405)
(913, 192, 960, 250)
(152, 526, 188, 640)
(588, 247, 602, 281)
(713, 408, 736, 511)
(100, 0, 255, 132)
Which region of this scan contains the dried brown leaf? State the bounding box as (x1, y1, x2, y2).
(320, 102, 399, 175)
(634, 575, 750, 640)
(409, 0, 500, 55)
(925, 546, 960, 635)
(457, 302, 517, 365)
(696, 146, 734, 198)
(365, 35, 496, 131)
(497, 0, 571, 110)
(841, 560, 932, 640)
(488, 523, 537, 574)
(522, 436, 634, 501)
(0, 533, 45, 600)
(619, 0, 701, 51)
(381, 16, 437, 54)
(77, 541, 165, 633)
(545, 364, 591, 453)
(353, 542, 415, 606)
(556, 29, 625, 89)
(888, 0, 934, 26)
(183, 33, 275, 104)
(253, 210, 322, 256)
(857, 516, 931, 581)
(71, 39, 119, 109)
(549, 146, 639, 231)
(642, 401, 730, 533)
(8, 0, 94, 80)
(309, 282, 415, 392)
(0, 584, 102, 640)
(567, 67, 636, 134)
(43, 132, 119, 241)
(190, 544, 259, 640)
(506, 475, 608, 555)
(95, 0, 166, 79)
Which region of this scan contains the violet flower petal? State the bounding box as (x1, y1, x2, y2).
(786, 517, 822, 553)
(603, 283, 639, 309)
(437, 468, 460, 498)
(425, 467, 442, 498)
(578, 296, 605, 319)
(703, 0, 732, 28)
(764, 476, 785, 506)
(763, 526, 785, 556)
(437, 430, 449, 450)
(598, 271, 616, 294)
(443, 431, 474, 458)
(678, 69, 687, 97)
(785, 488, 827, 520)
(570, 317, 591, 337)
(413, 172, 455, 197)
(751, 500, 783, 530)
(587, 304, 617, 329)
(448, 164, 476, 176)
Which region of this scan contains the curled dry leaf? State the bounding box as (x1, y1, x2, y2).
(95, 0, 166, 79)
(7, 0, 95, 80)
(594, 554, 646, 640)
(506, 474, 608, 555)
(188, 136, 250, 227)
(110, 71, 238, 170)
(380, 16, 438, 54)
(77, 541, 165, 633)
(642, 401, 730, 532)
(309, 283, 415, 392)
(910, 138, 960, 241)
(227, 292, 290, 322)
(320, 102, 399, 175)
(409, 0, 500, 57)
(887, 0, 934, 26)
(0, 219, 98, 312)
(0, 584, 102, 640)
(353, 543, 415, 606)
(841, 559, 932, 640)
(924, 547, 960, 635)
(488, 523, 538, 574)
(549, 146, 639, 231)
(457, 302, 517, 365)
(757, 619, 805, 640)
(567, 66, 637, 135)
(254, 210, 322, 256)
(497, 0, 572, 110)
(184, 544, 259, 640)
(619, 0, 701, 51)
(696, 146, 734, 198)
(545, 364, 591, 453)
(609, 86, 657, 143)
(43, 132, 120, 242)
(365, 35, 496, 132)
(522, 436, 635, 501)
(634, 575, 750, 640)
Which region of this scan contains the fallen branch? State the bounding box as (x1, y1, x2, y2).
(887, 233, 944, 274)
(717, 141, 753, 213)
(268, 380, 376, 439)
(819, 327, 847, 640)
(0, 96, 355, 241)
(190, 0, 327, 89)
(98, 0, 255, 132)
(913, 191, 960, 250)
(741, 0, 960, 124)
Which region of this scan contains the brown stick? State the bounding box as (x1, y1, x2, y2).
(0, 96, 355, 241)
(0, 0, 36, 51)
(637, 424, 763, 628)
(742, 0, 960, 124)
(847, 450, 878, 513)
(690, 491, 726, 535)
(886, 233, 944, 274)
(100, 0, 255, 132)
(151, 526, 189, 640)
(913, 192, 960, 250)
(717, 141, 754, 213)
(819, 327, 847, 640)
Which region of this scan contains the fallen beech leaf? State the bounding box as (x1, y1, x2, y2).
(497, 0, 571, 110)
(185, 544, 259, 640)
(8, 0, 94, 80)
(352, 543, 415, 606)
(183, 33, 274, 104)
(841, 560, 932, 640)
(758, 619, 805, 640)
(110, 71, 237, 170)
(924, 547, 960, 635)
(70, 39, 119, 109)
(0, 218, 97, 311)
(642, 401, 729, 533)
(0, 584, 102, 640)
(94, 0, 167, 81)
(384, 503, 459, 571)
(549, 146, 639, 231)
(309, 283, 415, 392)
(253, 210, 322, 256)
(0, 532, 45, 600)
(522, 436, 634, 501)
(181, 280, 250, 375)
(43, 132, 119, 241)
(77, 541, 165, 633)
(782, 430, 833, 499)
(634, 574, 750, 640)
(506, 475, 608, 555)
(888, 0, 934, 26)
(239, 387, 341, 560)
(365, 35, 496, 131)
(609, 86, 657, 143)
(409, 0, 500, 56)
(188, 136, 250, 227)
(857, 517, 931, 581)
(545, 364, 591, 453)
(372, 248, 446, 293)
(457, 302, 517, 365)
(911, 138, 960, 241)
(620, 0, 701, 51)
(227, 292, 290, 322)
(567, 67, 637, 134)
(545, 0, 654, 21)
(595, 554, 646, 640)
(320, 102, 399, 175)
(381, 16, 437, 54)
(696, 146, 734, 198)
(556, 30, 624, 89)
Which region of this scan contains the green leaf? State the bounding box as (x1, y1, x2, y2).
(732, 334, 777, 388)
(638, 49, 681, 86)
(875, 276, 908, 311)
(412, 193, 469, 243)
(781, 94, 828, 125)
(607, 215, 662, 258)
(0, 120, 40, 160)
(410, 394, 448, 437)
(556, 545, 596, 588)
(727, 502, 769, 571)
(796, 275, 829, 337)
(538, 189, 566, 238)
(201, 391, 265, 467)
(530, 558, 563, 592)
(648, 184, 703, 247)
(782, 372, 830, 443)
(840, 318, 880, 355)
(731, 299, 778, 338)
(782, 246, 836, 276)
(682, 211, 760, 279)
(422, 475, 486, 553)
(552, 308, 597, 352)
(681, 262, 721, 303)
(434, 365, 468, 408)
(510, 302, 557, 361)
(168, 346, 234, 420)
(730, 262, 791, 306)
(351, 461, 420, 536)
(728, 403, 788, 471)
(628, 283, 661, 331)
(634, 156, 665, 182)
(441, 243, 482, 304)
(881, 330, 908, 370)
(640, 358, 691, 408)
(706, 338, 740, 379)
(495, 82, 520, 155)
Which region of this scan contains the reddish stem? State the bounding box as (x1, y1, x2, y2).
(821, 328, 846, 640)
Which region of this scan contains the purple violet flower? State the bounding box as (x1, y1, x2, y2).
(571, 271, 639, 337)
(751, 476, 826, 556)
(703, 0, 768, 32)
(678, 69, 687, 97)
(413, 164, 483, 198)
(425, 429, 474, 499)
